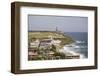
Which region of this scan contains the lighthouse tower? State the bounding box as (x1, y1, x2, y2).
(56, 26, 58, 32)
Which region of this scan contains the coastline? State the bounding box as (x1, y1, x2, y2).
(59, 42, 86, 59)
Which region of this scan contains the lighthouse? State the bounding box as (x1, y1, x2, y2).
(56, 26, 58, 32)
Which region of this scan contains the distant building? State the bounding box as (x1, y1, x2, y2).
(55, 26, 64, 35)
(29, 39, 39, 48)
(56, 26, 58, 32)
(29, 35, 61, 50)
(39, 39, 52, 49)
(51, 39, 61, 46)
(28, 48, 38, 60)
(28, 49, 38, 56)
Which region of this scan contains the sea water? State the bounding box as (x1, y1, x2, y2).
(64, 32, 88, 58)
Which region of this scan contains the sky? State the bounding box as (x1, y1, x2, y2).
(28, 15, 88, 32)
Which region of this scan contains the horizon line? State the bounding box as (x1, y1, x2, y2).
(28, 30, 88, 33)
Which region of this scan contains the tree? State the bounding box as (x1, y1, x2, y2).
(51, 44, 57, 52)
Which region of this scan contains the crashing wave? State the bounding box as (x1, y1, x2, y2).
(65, 44, 87, 49)
(76, 40, 86, 43)
(74, 45, 87, 48)
(61, 46, 86, 59)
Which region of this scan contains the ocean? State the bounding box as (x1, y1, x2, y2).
(64, 32, 88, 58)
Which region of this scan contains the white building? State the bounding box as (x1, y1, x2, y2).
(48, 35, 61, 46)
(30, 39, 40, 48)
(39, 39, 52, 49)
(29, 35, 61, 49)
(51, 40, 61, 46)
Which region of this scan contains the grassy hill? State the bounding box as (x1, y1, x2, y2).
(28, 31, 74, 45)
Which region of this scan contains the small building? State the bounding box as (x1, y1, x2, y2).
(28, 51, 38, 56)
(48, 35, 61, 46)
(28, 48, 38, 60)
(29, 39, 40, 48)
(51, 40, 61, 46)
(39, 39, 52, 49)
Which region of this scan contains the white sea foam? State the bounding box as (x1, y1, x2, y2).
(76, 40, 85, 43)
(60, 45, 86, 59)
(65, 44, 87, 49)
(74, 45, 87, 49)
